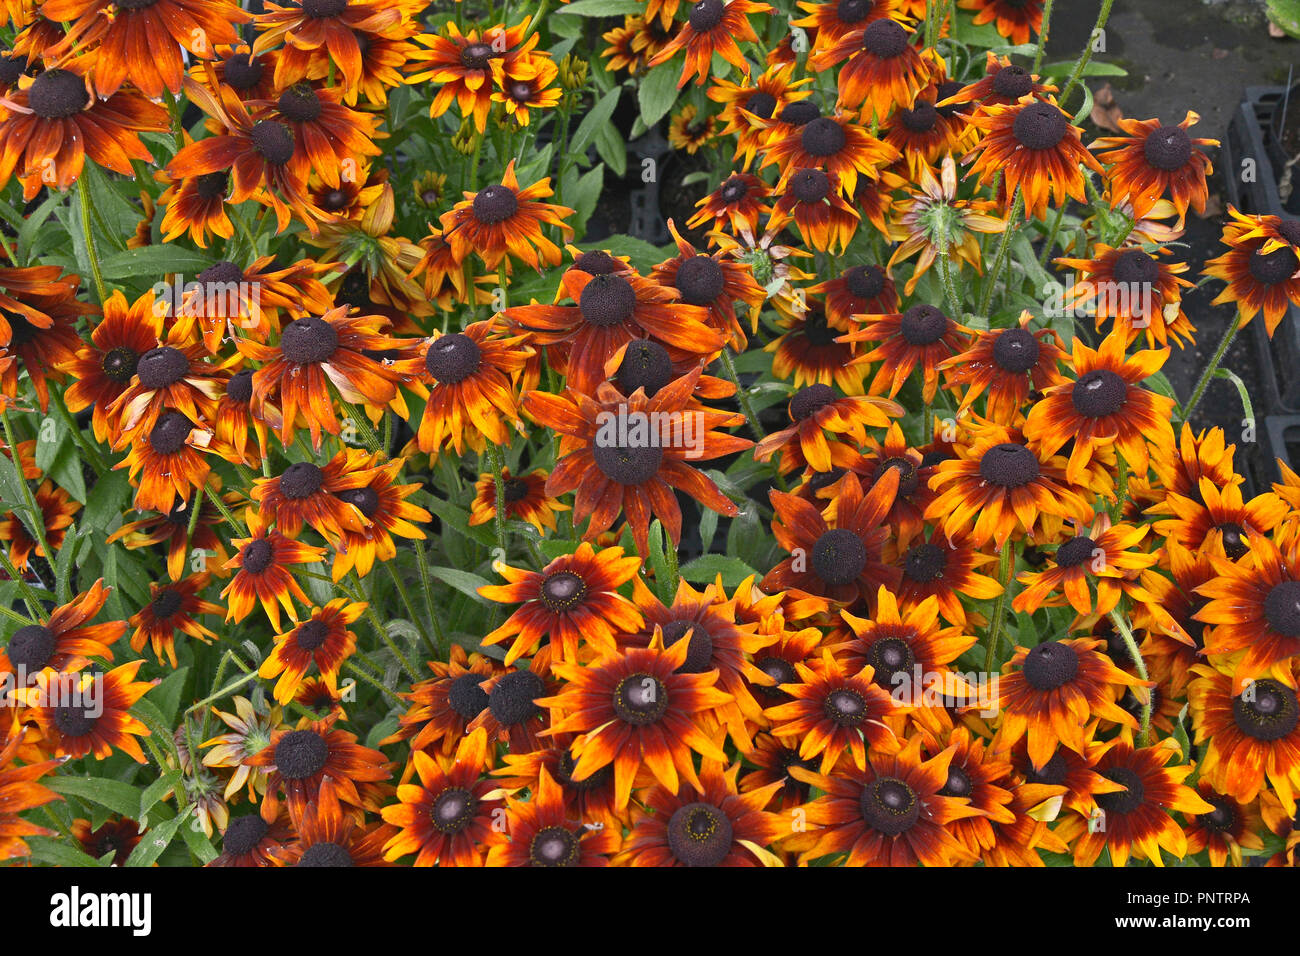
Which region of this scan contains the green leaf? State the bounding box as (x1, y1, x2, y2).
(1038, 59, 1128, 79)
(677, 555, 760, 588)
(139, 769, 181, 821)
(181, 820, 219, 864)
(594, 122, 627, 178)
(83, 469, 131, 532)
(556, 0, 645, 15)
(647, 520, 673, 604)
(150, 666, 190, 726)
(98, 246, 215, 282)
(570, 163, 605, 234)
(27, 835, 112, 867)
(429, 566, 494, 603)
(1269, 0, 1300, 38)
(570, 88, 621, 158)
(638, 61, 681, 129)
(41, 435, 88, 504)
(48, 776, 145, 818)
(126, 805, 192, 867)
(53, 524, 90, 605)
(698, 508, 719, 552)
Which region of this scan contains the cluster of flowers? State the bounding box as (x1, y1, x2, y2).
(0, 0, 1299, 868)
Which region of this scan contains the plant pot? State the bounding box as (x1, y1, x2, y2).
(1222, 85, 1300, 415)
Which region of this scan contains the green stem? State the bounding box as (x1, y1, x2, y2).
(411, 538, 444, 656)
(1038, 201, 1067, 271)
(937, 249, 962, 320)
(1180, 318, 1240, 422)
(718, 347, 787, 493)
(1059, 0, 1117, 111)
(1033, 0, 1056, 75)
(384, 560, 438, 662)
(353, 572, 419, 682)
(484, 442, 509, 560)
(344, 659, 405, 706)
(1111, 448, 1128, 522)
(52, 390, 107, 476)
(204, 483, 246, 536)
(977, 190, 1024, 319)
(1108, 607, 1151, 746)
(0, 602, 35, 626)
(984, 542, 1017, 673)
(1, 410, 55, 582)
(0, 547, 43, 618)
(77, 177, 107, 304)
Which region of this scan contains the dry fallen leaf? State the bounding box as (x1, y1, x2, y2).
(1090, 82, 1125, 134)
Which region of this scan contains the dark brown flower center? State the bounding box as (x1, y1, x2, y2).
(151, 588, 184, 620)
(509, 81, 533, 103)
(837, 0, 871, 23)
(574, 250, 621, 275)
(935, 79, 966, 117)
(868, 637, 914, 687)
(802, 308, 838, 347)
(472, 184, 519, 224)
(460, 42, 495, 70)
(667, 802, 732, 866)
(250, 120, 295, 165)
(447, 674, 489, 721)
(488, 669, 544, 726)
(1021, 641, 1079, 690)
(862, 17, 908, 57)
(1233, 679, 1300, 741)
(278, 84, 322, 122)
(279, 461, 324, 499)
(899, 304, 948, 345)
(992, 327, 1040, 372)
(675, 255, 725, 304)
(1264, 580, 1300, 636)
(280, 316, 338, 364)
(860, 777, 919, 835)
(877, 456, 917, 497)
(240, 538, 274, 574)
(812, 528, 867, 587)
(297, 841, 353, 866)
(320, 188, 350, 211)
(593, 442, 663, 485)
(1113, 249, 1160, 286)
(274, 729, 329, 779)
(939, 765, 973, 798)
(688, 0, 725, 32)
(903, 542, 946, 583)
(540, 570, 587, 612)
(754, 655, 797, 699)
(101, 346, 140, 384)
(1143, 125, 1192, 171)
(615, 339, 673, 397)
(28, 69, 89, 119)
(223, 814, 268, 856)
(579, 273, 637, 327)
(801, 117, 846, 157)
(302, 0, 347, 17)
(136, 346, 189, 389)
(7, 624, 55, 671)
(1199, 794, 1238, 834)
(744, 90, 776, 119)
(194, 171, 230, 201)
(789, 167, 831, 204)
(719, 176, 749, 202)
(223, 52, 264, 90)
(336, 485, 380, 518)
(660, 620, 713, 673)
(844, 264, 885, 300)
(1012, 101, 1068, 150)
(296, 619, 329, 651)
(790, 382, 836, 421)
(430, 786, 477, 834)
(149, 412, 194, 455)
(1248, 246, 1300, 286)
(54, 704, 98, 738)
(1277, 220, 1300, 247)
(0, 53, 28, 87)
(613, 673, 668, 725)
(1215, 521, 1248, 560)
(529, 826, 579, 866)
(1071, 368, 1128, 418)
(979, 442, 1040, 487)
(899, 100, 937, 133)
(425, 332, 482, 384)
(991, 64, 1033, 100)
(1055, 535, 1097, 568)
(1097, 766, 1146, 816)
(780, 100, 820, 126)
